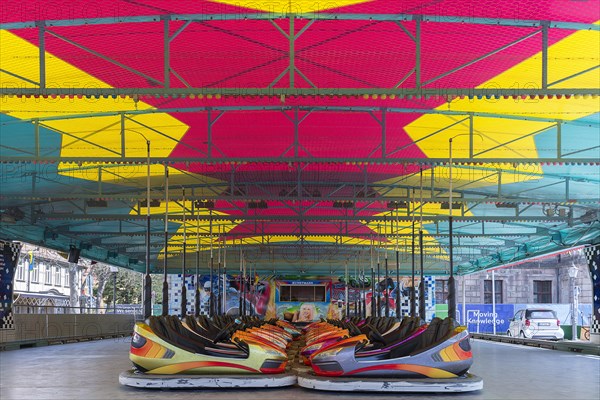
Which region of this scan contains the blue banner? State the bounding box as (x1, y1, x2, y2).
(458, 304, 515, 334)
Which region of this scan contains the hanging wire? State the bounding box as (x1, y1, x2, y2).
(162, 165, 169, 316)
(180, 187, 187, 317)
(194, 199, 200, 317)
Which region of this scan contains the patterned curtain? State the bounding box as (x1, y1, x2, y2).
(1, 240, 22, 330)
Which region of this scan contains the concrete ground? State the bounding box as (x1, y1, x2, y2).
(1, 338, 599, 400)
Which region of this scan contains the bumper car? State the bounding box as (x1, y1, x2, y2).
(276, 320, 302, 338)
(301, 317, 408, 364)
(129, 316, 288, 375)
(310, 317, 473, 378)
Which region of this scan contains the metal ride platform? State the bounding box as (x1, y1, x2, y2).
(120, 367, 483, 392)
(296, 371, 484, 393)
(120, 333, 483, 392)
(119, 369, 298, 389)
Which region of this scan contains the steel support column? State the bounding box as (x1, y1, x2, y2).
(37, 23, 46, 89)
(180, 187, 187, 317)
(164, 18, 170, 89)
(557, 121, 562, 159)
(542, 22, 549, 90)
(120, 113, 125, 158)
(143, 139, 152, 319)
(162, 165, 169, 316)
(34, 119, 40, 157)
(289, 16, 295, 88)
(415, 17, 421, 89)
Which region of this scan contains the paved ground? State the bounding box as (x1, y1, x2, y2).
(1, 338, 599, 399)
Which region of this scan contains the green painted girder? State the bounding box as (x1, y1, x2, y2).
(36, 213, 572, 223)
(61, 230, 541, 239)
(0, 223, 140, 270)
(2, 88, 599, 96)
(1, 13, 598, 31)
(5, 193, 596, 204)
(1, 156, 598, 164)
(456, 224, 600, 275)
(3, 106, 597, 126)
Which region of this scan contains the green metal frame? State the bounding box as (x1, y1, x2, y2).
(2, 14, 598, 95)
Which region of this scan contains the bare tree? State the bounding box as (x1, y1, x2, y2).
(68, 263, 80, 313)
(90, 263, 113, 312)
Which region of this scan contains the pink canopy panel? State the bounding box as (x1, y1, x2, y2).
(1, 0, 598, 270)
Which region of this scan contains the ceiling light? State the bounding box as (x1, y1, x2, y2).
(440, 202, 462, 210)
(248, 200, 268, 209)
(86, 199, 108, 207)
(139, 199, 161, 207)
(195, 200, 215, 209)
(494, 202, 517, 208)
(387, 201, 408, 209)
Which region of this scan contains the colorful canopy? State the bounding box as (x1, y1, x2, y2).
(1, 0, 598, 275)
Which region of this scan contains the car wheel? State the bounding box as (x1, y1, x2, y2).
(519, 331, 525, 338)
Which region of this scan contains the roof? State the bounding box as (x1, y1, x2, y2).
(1, 0, 599, 276)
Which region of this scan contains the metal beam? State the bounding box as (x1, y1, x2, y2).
(4, 106, 595, 127)
(33, 119, 40, 157)
(163, 18, 170, 89)
(37, 22, 46, 89)
(423, 29, 542, 87)
(36, 213, 570, 223)
(2, 87, 598, 97)
(1, 155, 597, 164)
(44, 29, 163, 87)
(542, 22, 548, 90)
(289, 16, 295, 88)
(549, 65, 600, 88)
(7, 191, 596, 206)
(2, 13, 597, 31)
(415, 17, 421, 89)
(73, 230, 536, 241)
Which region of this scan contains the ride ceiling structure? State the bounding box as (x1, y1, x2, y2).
(0, 0, 599, 277)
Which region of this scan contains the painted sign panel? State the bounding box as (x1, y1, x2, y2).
(458, 303, 515, 334)
(275, 279, 332, 321)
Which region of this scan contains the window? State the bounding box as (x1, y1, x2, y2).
(16, 259, 26, 281)
(45, 264, 52, 285)
(525, 309, 556, 319)
(533, 281, 552, 303)
(435, 279, 448, 304)
(279, 285, 326, 302)
(64, 268, 70, 287)
(54, 266, 61, 286)
(31, 262, 39, 283)
(484, 280, 503, 304)
(513, 310, 523, 320)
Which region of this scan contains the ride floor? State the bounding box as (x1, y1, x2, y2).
(1, 338, 599, 400)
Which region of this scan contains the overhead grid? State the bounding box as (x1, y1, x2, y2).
(1, 2, 598, 297)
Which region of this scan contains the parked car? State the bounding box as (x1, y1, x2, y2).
(507, 308, 564, 340)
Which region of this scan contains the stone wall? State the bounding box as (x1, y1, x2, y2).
(450, 251, 592, 305)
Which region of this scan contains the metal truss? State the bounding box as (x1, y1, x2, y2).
(2, 155, 596, 164)
(3, 162, 595, 202)
(1, 106, 598, 164)
(1, 14, 599, 96)
(2, 12, 599, 274)
(35, 213, 569, 223)
(3, 13, 598, 30)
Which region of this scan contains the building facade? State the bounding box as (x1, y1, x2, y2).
(12, 244, 84, 313)
(435, 249, 593, 326)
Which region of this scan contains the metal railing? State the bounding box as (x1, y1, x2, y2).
(12, 304, 142, 317)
